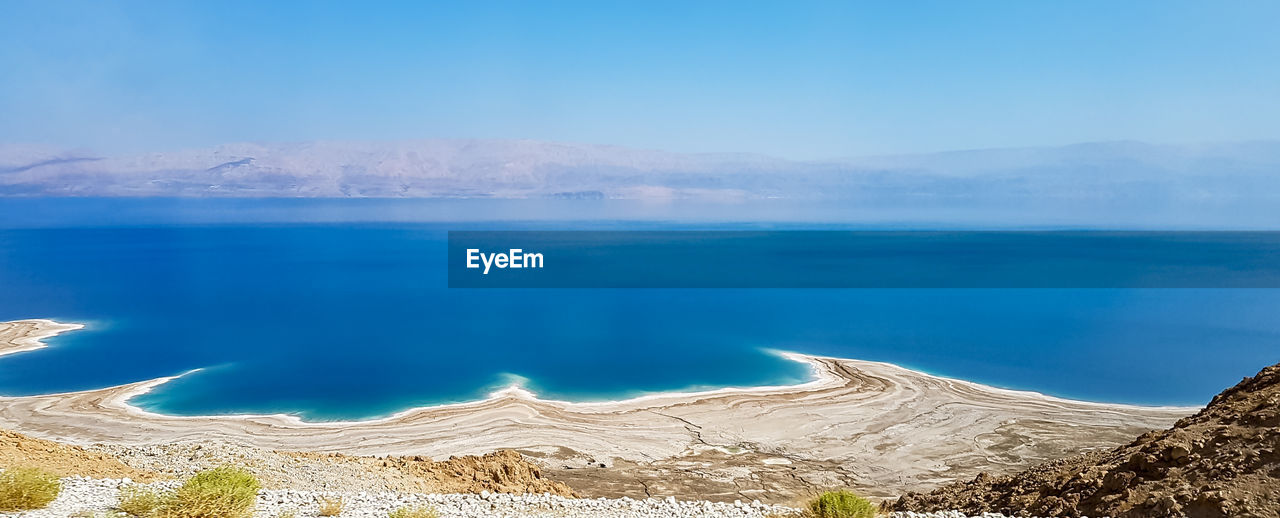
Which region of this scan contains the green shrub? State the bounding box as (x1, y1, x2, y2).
(388, 506, 440, 518)
(158, 466, 261, 518)
(805, 490, 876, 518)
(118, 485, 165, 517)
(0, 467, 62, 511)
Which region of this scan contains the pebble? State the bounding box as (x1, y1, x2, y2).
(1, 475, 804, 517)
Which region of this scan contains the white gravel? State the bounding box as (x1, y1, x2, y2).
(3, 476, 803, 517)
(1, 475, 1111, 518)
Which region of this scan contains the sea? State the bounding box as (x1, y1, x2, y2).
(0, 198, 1277, 420)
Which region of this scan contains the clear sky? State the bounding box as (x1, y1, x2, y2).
(2, 1, 1278, 159)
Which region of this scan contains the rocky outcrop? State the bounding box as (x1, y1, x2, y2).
(892, 362, 1280, 518)
(282, 449, 579, 497)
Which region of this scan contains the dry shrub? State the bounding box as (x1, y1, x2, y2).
(0, 467, 62, 512)
(805, 490, 876, 518)
(156, 466, 260, 518)
(316, 496, 344, 516)
(117, 485, 165, 517)
(388, 506, 439, 518)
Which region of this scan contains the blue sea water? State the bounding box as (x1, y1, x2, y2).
(0, 199, 1278, 420)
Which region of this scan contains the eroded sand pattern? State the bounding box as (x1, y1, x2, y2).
(0, 319, 1193, 501)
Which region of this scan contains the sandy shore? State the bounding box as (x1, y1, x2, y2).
(0, 319, 84, 357)
(0, 319, 1195, 501)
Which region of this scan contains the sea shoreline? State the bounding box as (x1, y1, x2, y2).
(0, 319, 1192, 425)
(0, 318, 1197, 499)
(0, 319, 84, 358)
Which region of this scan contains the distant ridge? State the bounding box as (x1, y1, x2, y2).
(1, 139, 1279, 203)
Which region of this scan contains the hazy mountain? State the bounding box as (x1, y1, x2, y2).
(1, 140, 1278, 207)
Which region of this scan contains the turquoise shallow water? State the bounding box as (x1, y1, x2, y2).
(0, 200, 1277, 420)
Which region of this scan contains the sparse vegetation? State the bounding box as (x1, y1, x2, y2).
(316, 496, 344, 516)
(0, 466, 62, 511)
(117, 485, 165, 517)
(154, 466, 260, 518)
(804, 490, 876, 518)
(387, 505, 440, 518)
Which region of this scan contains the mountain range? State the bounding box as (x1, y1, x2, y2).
(2, 140, 1278, 205)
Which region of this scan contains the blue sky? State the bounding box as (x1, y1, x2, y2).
(2, 1, 1278, 159)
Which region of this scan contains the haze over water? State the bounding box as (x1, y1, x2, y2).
(0, 199, 1277, 420)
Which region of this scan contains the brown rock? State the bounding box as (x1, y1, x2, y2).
(891, 362, 1280, 518)
(0, 429, 161, 481)
(283, 448, 578, 497)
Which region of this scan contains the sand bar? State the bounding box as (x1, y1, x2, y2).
(0, 319, 1195, 498)
(0, 319, 84, 357)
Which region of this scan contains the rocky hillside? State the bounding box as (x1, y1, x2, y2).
(0, 429, 158, 481)
(3, 429, 575, 497)
(892, 362, 1280, 518)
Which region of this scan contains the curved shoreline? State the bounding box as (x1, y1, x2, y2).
(0, 319, 1191, 423)
(1, 319, 1192, 425)
(0, 319, 84, 358)
(0, 319, 1198, 496)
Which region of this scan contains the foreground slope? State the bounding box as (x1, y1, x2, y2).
(893, 362, 1280, 517)
(1, 427, 575, 496)
(0, 429, 157, 482)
